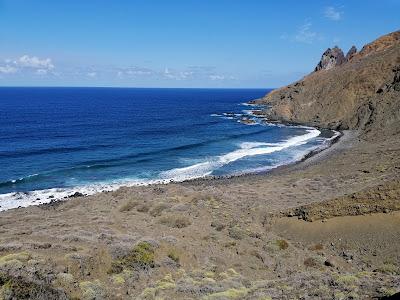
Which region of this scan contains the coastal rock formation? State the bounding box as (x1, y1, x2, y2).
(1, 30, 400, 300)
(345, 45, 357, 61)
(257, 30, 400, 135)
(314, 46, 346, 71)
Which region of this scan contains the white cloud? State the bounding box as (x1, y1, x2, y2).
(280, 21, 321, 44)
(209, 75, 225, 80)
(117, 66, 156, 78)
(0, 55, 56, 76)
(113, 65, 231, 81)
(87, 72, 97, 78)
(35, 69, 48, 75)
(162, 67, 187, 80)
(324, 6, 342, 21)
(162, 66, 230, 81)
(333, 37, 341, 44)
(16, 55, 54, 70)
(163, 67, 175, 79)
(295, 22, 317, 43)
(0, 65, 18, 74)
(126, 68, 153, 76)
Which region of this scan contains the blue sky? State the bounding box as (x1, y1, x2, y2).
(0, 0, 398, 88)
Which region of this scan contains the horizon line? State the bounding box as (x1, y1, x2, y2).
(0, 85, 274, 90)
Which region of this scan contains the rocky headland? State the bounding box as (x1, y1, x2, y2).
(253, 30, 400, 135)
(0, 31, 399, 299)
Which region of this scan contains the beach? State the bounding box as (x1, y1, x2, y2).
(1, 125, 399, 299)
(1, 28, 399, 300)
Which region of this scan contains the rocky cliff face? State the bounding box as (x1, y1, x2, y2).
(256, 30, 400, 138)
(345, 45, 357, 61)
(314, 46, 346, 71)
(314, 45, 358, 72)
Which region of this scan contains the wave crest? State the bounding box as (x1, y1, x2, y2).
(160, 128, 320, 182)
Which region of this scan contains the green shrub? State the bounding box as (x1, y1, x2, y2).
(126, 242, 155, 269)
(109, 241, 155, 273)
(276, 239, 289, 250)
(167, 250, 180, 263)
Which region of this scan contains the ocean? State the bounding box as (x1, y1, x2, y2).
(0, 87, 336, 211)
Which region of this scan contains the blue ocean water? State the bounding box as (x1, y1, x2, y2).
(0, 87, 335, 210)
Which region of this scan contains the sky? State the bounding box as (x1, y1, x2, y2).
(0, 0, 399, 88)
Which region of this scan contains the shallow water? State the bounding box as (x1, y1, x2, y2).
(0, 87, 334, 210)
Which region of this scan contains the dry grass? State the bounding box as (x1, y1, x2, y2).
(308, 243, 324, 251)
(304, 257, 318, 268)
(149, 203, 170, 217)
(159, 214, 191, 228)
(118, 199, 139, 212)
(136, 203, 150, 213)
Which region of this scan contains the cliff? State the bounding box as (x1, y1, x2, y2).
(314, 46, 346, 71)
(256, 30, 400, 138)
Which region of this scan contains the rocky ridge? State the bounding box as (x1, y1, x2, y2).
(314, 46, 347, 71)
(0, 30, 399, 300)
(314, 45, 357, 72)
(345, 45, 357, 61)
(255, 30, 400, 135)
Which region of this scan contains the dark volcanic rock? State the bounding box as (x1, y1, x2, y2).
(391, 66, 400, 91)
(314, 46, 346, 71)
(345, 45, 357, 61)
(70, 191, 85, 198)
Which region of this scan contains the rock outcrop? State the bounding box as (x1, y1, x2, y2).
(314, 46, 346, 71)
(256, 30, 400, 136)
(314, 45, 358, 72)
(345, 45, 357, 61)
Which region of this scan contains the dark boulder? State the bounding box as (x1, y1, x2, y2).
(69, 191, 85, 198)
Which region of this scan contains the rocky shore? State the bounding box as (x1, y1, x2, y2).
(1, 31, 399, 299)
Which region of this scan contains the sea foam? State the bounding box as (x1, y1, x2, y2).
(0, 128, 321, 212)
(160, 128, 320, 182)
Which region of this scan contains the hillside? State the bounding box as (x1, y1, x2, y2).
(1, 31, 399, 300)
(255, 30, 400, 138)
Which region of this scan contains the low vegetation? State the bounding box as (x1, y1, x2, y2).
(159, 214, 191, 228)
(109, 241, 155, 274)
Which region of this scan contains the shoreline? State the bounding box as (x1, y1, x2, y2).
(1, 29, 399, 299)
(0, 125, 346, 213)
(1, 120, 398, 299)
(179, 128, 348, 185)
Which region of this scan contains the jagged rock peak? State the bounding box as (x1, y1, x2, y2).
(314, 46, 346, 72)
(345, 45, 357, 61)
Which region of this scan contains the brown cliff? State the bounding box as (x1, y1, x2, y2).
(256, 30, 400, 138)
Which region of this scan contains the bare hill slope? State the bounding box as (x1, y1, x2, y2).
(256, 30, 400, 138)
